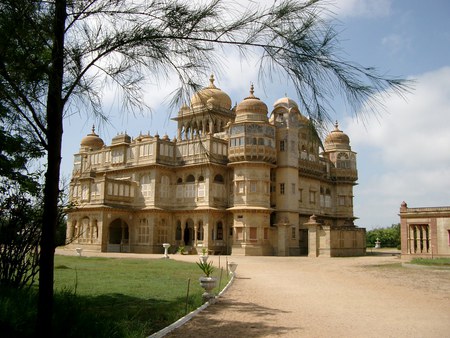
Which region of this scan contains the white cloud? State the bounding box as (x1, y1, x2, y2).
(331, 0, 392, 18)
(344, 66, 450, 228)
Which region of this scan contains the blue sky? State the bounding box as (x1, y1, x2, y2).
(61, 0, 450, 230)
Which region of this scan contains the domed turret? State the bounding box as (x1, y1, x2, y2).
(324, 121, 350, 151)
(80, 126, 104, 151)
(273, 96, 298, 110)
(190, 74, 232, 110)
(270, 96, 309, 126)
(235, 85, 268, 123)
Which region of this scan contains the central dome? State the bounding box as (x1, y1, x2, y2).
(190, 75, 232, 110)
(234, 85, 268, 123)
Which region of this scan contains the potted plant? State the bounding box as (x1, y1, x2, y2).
(199, 247, 209, 263)
(196, 260, 217, 302)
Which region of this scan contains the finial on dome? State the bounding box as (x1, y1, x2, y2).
(209, 74, 216, 88)
(91, 125, 96, 134)
(250, 83, 255, 97)
(335, 120, 339, 129)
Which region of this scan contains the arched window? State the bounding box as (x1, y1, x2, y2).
(160, 175, 170, 198)
(213, 174, 224, 183)
(216, 221, 224, 240)
(198, 176, 205, 198)
(213, 174, 225, 198)
(185, 174, 195, 198)
(337, 152, 350, 169)
(140, 174, 152, 197)
(175, 221, 182, 241)
(176, 177, 183, 198)
(197, 221, 204, 240)
(325, 188, 331, 208)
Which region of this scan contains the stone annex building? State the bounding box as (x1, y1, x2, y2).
(65, 76, 366, 257)
(399, 202, 450, 257)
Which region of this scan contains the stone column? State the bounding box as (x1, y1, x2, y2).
(320, 225, 331, 257)
(275, 216, 290, 256)
(194, 225, 198, 247)
(305, 215, 320, 257)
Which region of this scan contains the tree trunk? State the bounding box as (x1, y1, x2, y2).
(36, 0, 66, 336)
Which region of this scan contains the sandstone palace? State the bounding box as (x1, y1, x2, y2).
(65, 76, 366, 257)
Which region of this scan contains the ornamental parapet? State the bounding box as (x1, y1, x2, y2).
(298, 159, 327, 177)
(228, 145, 277, 163)
(330, 167, 358, 181)
(400, 206, 450, 217)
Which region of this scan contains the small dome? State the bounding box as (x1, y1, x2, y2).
(80, 126, 104, 150)
(325, 121, 350, 150)
(271, 96, 309, 125)
(235, 85, 268, 123)
(273, 96, 298, 110)
(190, 75, 232, 110)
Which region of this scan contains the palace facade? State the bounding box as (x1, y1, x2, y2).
(65, 76, 366, 257)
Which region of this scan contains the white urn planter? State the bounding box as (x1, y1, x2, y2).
(228, 261, 238, 275)
(162, 243, 171, 258)
(199, 276, 217, 302)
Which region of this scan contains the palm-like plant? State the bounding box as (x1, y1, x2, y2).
(196, 260, 215, 277)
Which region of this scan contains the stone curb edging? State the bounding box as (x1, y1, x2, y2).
(148, 273, 236, 338)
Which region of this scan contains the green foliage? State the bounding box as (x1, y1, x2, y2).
(366, 224, 401, 248)
(0, 185, 41, 289)
(0, 181, 68, 289)
(196, 260, 215, 277)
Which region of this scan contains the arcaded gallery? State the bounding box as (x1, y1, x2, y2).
(65, 75, 366, 257)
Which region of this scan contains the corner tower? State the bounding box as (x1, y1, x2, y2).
(322, 122, 358, 225)
(227, 85, 276, 255)
(269, 97, 307, 256)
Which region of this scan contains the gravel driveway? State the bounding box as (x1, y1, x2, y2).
(162, 253, 450, 338)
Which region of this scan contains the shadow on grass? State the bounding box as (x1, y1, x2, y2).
(0, 287, 200, 338)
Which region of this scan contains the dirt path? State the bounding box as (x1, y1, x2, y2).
(163, 254, 450, 338)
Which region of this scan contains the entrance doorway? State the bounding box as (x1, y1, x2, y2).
(108, 218, 129, 252)
(299, 229, 309, 256)
(183, 219, 194, 246)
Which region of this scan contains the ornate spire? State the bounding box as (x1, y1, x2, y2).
(89, 125, 98, 136)
(208, 74, 216, 88)
(245, 83, 257, 100)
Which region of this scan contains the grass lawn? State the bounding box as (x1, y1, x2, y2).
(0, 255, 230, 338)
(410, 257, 450, 266)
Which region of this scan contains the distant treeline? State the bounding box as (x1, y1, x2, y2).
(366, 224, 401, 248)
